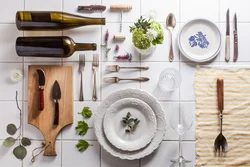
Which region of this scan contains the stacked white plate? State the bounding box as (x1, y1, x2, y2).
(94, 89, 166, 160)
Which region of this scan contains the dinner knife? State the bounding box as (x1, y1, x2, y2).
(233, 13, 238, 62)
(36, 69, 45, 111)
(52, 80, 61, 125)
(225, 9, 230, 62)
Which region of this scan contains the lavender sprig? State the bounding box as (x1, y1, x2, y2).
(101, 29, 111, 59)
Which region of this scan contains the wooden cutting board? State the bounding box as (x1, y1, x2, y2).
(28, 65, 74, 156)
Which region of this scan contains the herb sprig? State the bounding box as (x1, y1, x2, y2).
(122, 112, 140, 133)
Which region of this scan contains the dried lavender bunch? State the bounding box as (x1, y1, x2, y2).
(114, 52, 132, 61)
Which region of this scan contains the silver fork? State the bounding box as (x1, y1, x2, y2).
(79, 54, 85, 101)
(92, 54, 99, 101)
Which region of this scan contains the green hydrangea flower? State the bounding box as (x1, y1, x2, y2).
(132, 28, 151, 50)
(150, 21, 164, 45)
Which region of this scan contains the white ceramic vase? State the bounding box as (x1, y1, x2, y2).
(134, 44, 156, 56)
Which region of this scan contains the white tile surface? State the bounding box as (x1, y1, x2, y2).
(0, 0, 24, 23)
(62, 141, 100, 167)
(220, 0, 250, 22)
(0, 25, 23, 62)
(180, 0, 219, 22)
(141, 142, 179, 167)
(141, 0, 180, 23)
(0, 63, 23, 101)
(182, 142, 196, 167)
(25, 0, 62, 11)
(101, 148, 139, 167)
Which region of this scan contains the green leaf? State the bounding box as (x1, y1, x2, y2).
(128, 118, 135, 124)
(7, 124, 17, 135)
(79, 107, 92, 118)
(126, 112, 131, 118)
(76, 140, 92, 153)
(21, 137, 31, 146)
(3, 137, 15, 147)
(13, 145, 27, 160)
(75, 121, 89, 136)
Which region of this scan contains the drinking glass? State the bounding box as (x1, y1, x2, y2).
(170, 104, 193, 164)
(158, 68, 182, 92)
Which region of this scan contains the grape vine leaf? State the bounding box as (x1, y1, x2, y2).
(76, 140, 92, 153)
(79, 107, 92, 118)
(75, 121, 90, 136)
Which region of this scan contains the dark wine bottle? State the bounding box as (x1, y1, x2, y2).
(16, 36, 97, 58)
(16, 11, 106, 31)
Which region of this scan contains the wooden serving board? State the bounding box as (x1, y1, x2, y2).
(28, 65, 74, 156)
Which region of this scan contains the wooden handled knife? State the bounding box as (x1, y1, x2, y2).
(36, 69, 45, 111)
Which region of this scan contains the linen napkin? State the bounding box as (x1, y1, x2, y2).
(195, 66, 250, 167)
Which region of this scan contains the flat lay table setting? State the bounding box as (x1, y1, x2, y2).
(1, 0, 250, 167)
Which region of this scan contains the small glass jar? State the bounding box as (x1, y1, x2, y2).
(158, 68, 182, 92)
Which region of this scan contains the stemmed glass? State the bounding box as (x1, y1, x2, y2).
(170, 104, 194, 164)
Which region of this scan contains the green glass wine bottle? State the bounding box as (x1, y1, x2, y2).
(16, 11, 106, 31)
(16, 36, 97, 58)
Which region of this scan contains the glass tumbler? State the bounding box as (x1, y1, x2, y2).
(158, 68, 182, 92)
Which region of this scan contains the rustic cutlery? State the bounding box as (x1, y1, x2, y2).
(52, 80, 61, 125)
(214, 78, 228, 154)
(92, 54, 99, 101)
(103, 77, 149, 83)
(106, 65, 149, 72)
(36, 69, 45, 111)
(225, 9, 230, 62)
(233, 13, 238, 62)
(79, 54, 85, 101)
(166, 13, 176, 62)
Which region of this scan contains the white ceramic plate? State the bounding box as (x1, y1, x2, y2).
(94, 89, 166, 160)
(103, 98, 157, 151)
(178, 19, 222, 62)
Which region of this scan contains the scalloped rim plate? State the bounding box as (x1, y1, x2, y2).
(103, 98, 157, 151)
(94, 89, 166, 160)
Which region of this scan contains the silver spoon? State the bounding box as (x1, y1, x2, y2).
(166, 13, 176, 62)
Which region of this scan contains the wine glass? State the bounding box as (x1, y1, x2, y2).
(170, 104, 194, 164)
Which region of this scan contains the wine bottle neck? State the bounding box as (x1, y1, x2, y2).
(75, 43, 97, 51)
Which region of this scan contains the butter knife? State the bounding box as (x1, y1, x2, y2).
(225, 9, 230, 62)
(233, 13, 238, 62)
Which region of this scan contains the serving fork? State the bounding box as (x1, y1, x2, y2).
(214, 78, 228, 154)
(79, 54, 85, 101)
(92, 54, 99, 101)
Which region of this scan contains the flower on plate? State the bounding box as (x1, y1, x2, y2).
(10, 69, 23, 83)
